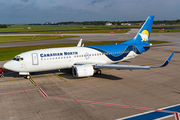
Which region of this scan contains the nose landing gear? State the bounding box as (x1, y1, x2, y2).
(25, 75, 31, 79)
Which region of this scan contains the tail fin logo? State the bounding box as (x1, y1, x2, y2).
(139, 30, 149, 41)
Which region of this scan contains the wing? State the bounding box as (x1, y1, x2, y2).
(94, 52, 174, 70)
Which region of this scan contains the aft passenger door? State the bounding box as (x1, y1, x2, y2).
(32, 53, 39, 65)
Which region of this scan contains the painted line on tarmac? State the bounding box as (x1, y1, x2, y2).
(1, 74, 19, 79)
(155, 114, 174, 120)
(38, 88, 48, 98)
(38, 88, 180, 120)
(118, 104, 180, 120)
(0, 88, 39, 95)
(2, 87, 179, 119)
(53, 73, 67, 82)
(29, 78, 38, 86)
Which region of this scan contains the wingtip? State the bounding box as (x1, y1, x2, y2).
(160, 52, 174, 67)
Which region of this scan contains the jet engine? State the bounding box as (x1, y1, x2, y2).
(72, 65, 94, 77)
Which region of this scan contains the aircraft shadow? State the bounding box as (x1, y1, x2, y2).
(2, 71, 23, 78)
(61, 73, 123, 81)
(58, 69, 123, 80)
(121, 60, 131, 63)
(3, 69, 122, 81)
(92, 74, 123, 80)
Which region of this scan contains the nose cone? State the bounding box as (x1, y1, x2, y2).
(3, 61, 12, 70)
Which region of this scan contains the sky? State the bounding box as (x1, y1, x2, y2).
(0, 0, 180, 24)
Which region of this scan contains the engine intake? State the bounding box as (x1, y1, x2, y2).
(72, 65, 94, 77)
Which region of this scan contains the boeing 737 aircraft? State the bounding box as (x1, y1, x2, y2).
(3, 16, 175, 79)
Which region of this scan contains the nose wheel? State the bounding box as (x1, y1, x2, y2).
(25, 75, 31, 79)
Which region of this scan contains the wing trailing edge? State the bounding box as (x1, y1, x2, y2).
(94, 52, 174, 70)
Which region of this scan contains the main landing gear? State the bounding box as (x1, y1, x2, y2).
(95, 70, 101, 75)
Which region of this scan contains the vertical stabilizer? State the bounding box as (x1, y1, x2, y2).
(134, 16, 154, 44)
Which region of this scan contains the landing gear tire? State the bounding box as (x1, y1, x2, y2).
(25, 75, 31, 79)
(96, 70, 101, 75)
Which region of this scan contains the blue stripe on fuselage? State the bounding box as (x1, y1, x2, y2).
(86, 44, 149, 61)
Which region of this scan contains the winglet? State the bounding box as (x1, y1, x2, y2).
(160, 52, 174, 67)
(77, 39, 82, 47)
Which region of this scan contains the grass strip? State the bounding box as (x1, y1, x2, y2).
(151, 29, 180, 33)
(0, 36, 78, 43)
(0, 29, 130, 34)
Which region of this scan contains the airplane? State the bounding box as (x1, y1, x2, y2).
(3, 16, 176, 79)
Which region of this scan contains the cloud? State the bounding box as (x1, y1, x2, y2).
(104, 2, 116, 9)
(53, 5, 74, 12)
(89, 0, 107, 6)
(21, 0, 29, 2)
(0, 0, 180, 24)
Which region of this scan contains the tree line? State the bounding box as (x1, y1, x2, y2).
(1, 19, 180, 26)
(0, 24, 8, 28)
(53, 19, 180, 25)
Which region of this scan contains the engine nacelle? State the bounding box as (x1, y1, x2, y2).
(72, 65, 94, 77)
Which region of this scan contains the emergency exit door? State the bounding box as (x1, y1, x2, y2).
(32, 53, 39, 65)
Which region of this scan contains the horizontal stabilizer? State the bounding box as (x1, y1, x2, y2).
(143, 44, 178, 47)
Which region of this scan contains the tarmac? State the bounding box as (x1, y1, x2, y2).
(0, 30, 180, 120)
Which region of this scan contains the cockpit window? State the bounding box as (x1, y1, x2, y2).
(12, 56, 24, 61)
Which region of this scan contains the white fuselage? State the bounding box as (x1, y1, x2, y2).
(4, 46, 137, 75)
